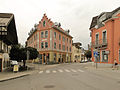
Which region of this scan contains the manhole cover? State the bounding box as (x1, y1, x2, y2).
(44, 85, 55, 88)
(117, 81, 120, 83)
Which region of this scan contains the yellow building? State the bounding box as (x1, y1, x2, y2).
(72, 42, 85, 62)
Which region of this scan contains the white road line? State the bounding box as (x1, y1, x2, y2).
(71, 69, 77, 72)
(78, 69, 84, 72)
(64, 69, 70, 72)
(52, 70, 57, 73)
(46, 70, 50, 73)
(58, 69, 63, 72)
(39, 71, 43, 74)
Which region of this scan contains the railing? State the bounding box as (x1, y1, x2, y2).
(91, 39, 107, 48)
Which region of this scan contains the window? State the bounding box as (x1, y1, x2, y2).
(102, 51, 108, 62)
(70, 40, 71, 44)
(41, 42, 44, 48)
(59, 34, 61, 40)
(59, 44, 61, 50)
(54, 32, 56, 38)
(41, 32, 44, 38)
(45, 31, 48, 38)
(70, 47, 71, 52)
(45, 42, 48, 48)
(62, 45, 65, 51)
(43, 21, 46, 27)
(63, 36, 65, 42)
(54, 42, 56, 49)
(119, 50, 120, 62)
(67, 46, 68, 51)
(103, 31, 107, 43)
(95, 33, 99, 45)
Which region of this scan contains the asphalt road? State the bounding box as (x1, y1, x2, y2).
(0, 63, 120, 90)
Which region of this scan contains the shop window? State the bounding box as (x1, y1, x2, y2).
(102, 51, 108, 62)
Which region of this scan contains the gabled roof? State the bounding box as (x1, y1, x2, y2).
(0, 13, 13, 26)
(0, 13, 18, 45)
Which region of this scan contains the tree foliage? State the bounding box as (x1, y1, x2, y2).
(85, 50, 91, 60)
(9, 45, 39, 66)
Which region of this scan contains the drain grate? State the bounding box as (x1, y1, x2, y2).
(44, 85, 55, 88)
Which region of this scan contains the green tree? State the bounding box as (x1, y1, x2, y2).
(9, 45, 21, 61)
(85, 50, 92, 61)
(9, 45, 39, 67)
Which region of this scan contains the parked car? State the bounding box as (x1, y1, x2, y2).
(10, 60, 18, 67)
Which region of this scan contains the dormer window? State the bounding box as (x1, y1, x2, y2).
(43, 21, 46, 27)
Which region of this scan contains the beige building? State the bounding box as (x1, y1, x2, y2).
(72, 42, 85, 62)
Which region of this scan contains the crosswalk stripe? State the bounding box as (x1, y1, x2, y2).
(46, 70, 50, 73)
(52, 70, 57, 73)
(64, 69, 70, 72)
(39, 71, 43, 74)
(71, 69, 77, 72)
(78, 69, 84, 72)
(58, 69, 63, 72)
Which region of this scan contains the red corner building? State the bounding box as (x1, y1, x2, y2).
(90, 7, 120, 67)
(27, 14, 73, 64)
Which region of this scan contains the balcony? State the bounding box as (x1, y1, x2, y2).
(91, 39, 107, 49)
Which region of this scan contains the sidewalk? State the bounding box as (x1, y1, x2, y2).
(84, 62, 120, 71)
(0, 63, 59, 82)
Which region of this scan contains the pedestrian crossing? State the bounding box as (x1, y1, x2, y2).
(38, 69, 84, 74)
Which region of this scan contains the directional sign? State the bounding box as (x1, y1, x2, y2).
(93, 51, 98, 57)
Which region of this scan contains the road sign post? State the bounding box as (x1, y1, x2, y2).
(93, 51, 98, 69)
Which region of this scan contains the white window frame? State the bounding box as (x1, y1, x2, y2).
(102, 29, 107, 43)
(95, 33, 99, 45)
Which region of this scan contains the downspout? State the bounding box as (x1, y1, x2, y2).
(112, 19, 114, 66)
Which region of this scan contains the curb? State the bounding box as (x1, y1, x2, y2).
(0, 73, 30, 82)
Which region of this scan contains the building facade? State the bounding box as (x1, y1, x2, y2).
(27, 14, 73, 64)
(0, 13, 18, 72)
(90, 7, 120, 67)
(72, 42, 85, 62)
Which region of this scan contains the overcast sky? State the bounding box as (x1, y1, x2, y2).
(0, 0, 120, 49)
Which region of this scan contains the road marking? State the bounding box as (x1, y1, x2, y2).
(52, 70, 57, 73)
(58, 69, 63, 72)
(46, 70, 50, 73)
(71, 69, 77, 72)
(64, 69, 70, 72)
(39, 71, 43, 74)
(78, 69, 84, 72)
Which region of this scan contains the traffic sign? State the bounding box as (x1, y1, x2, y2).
(93, 51, 98, 57)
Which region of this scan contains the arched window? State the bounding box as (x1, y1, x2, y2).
(43, 21, 45, 27)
